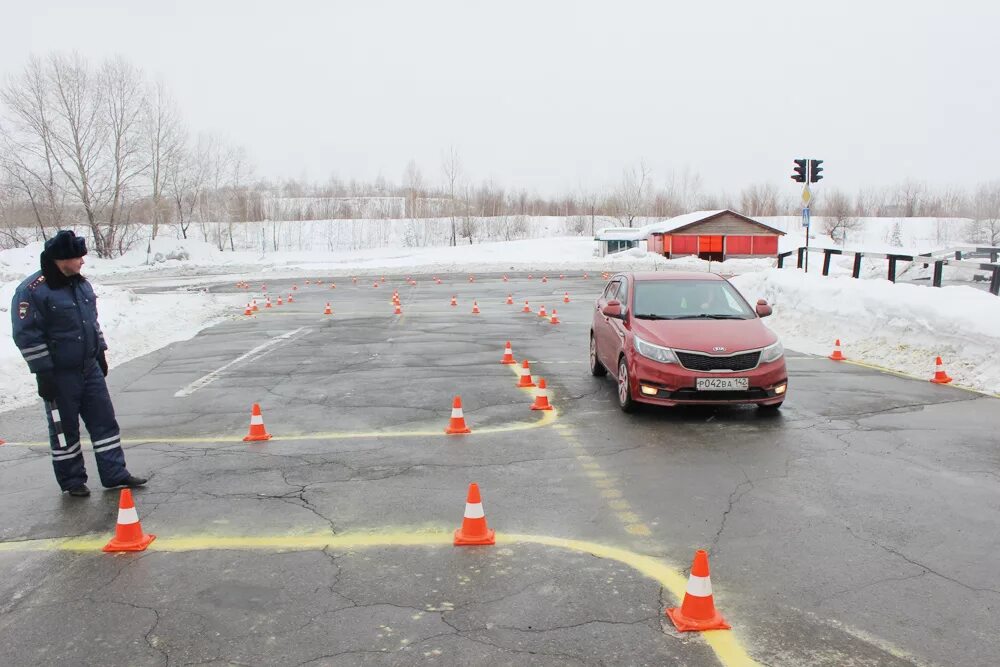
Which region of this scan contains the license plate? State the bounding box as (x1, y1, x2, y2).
(696, 377, 749, 391)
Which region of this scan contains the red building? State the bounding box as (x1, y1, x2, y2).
(645, 210, 785, 261)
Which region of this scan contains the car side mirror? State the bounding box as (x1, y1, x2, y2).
(602, 300, 623, 319)
(755, 299, 772, 318)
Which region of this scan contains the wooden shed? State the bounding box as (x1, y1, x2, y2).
(645, 210, 785, 262)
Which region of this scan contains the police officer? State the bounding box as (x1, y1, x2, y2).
(11, 230, 147, 497)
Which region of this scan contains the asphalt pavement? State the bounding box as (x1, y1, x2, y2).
(0, 272, 998, 666)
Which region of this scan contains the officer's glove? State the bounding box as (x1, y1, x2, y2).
(36, 372, 58, 401)
(97, 350, 108, 377)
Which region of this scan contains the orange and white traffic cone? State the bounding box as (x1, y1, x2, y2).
(330, 283, 336, 289)
(528, 273, 533, 279)
(324, 302, 332, 315)
(472, 301, 480, 314)
(436, 278, 443, 285)
(265, 297, 272, 309)
(506, 294, 514, 305)
(244, 303, 253, 316)
(666, 550, 731, 631)
(563, 292, 570, 303)
(503, 274, 508, 282)
(352, 276, 358, 284)
(559, 274, 565, 280)
(930, 356, 953, 384)
(450, 296, 458, 307)
(829, 339, 846, 361)
(522, 300, 531, 313)
(243, 403, 272, 442)
(500, 341, 516, 365)
(454, 482, 495, 546)
(252, 299, 259, 312)
(276, 296, 283, 306)
(293, 283, 298, 291)
(394, 303, 403, 315)
(583, 273, 589, 279)
(305, 280, 311, 285)
(373, 281, 379, 288)
(102, 489, 156, 553)
(538, 305, 547, 318)
(445, 396, 472, 435)
(542, 276, 548, 283)
(549, 309, 560, 325)
(287, 294, 294, 303)
(530, 378, 553, 411)
(517, 359, 536, 388)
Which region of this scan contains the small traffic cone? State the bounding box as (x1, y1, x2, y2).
(666, 550, 731, 632)
(450, 296, 458, 307)
(468, 275, 475, 283)
(506, 294, 514, 305)
(528, 273, 533, 279)
(373, 281, 379, 288)
(287, 294, 294, 304)
(330, 283, 336, 289)
(517, 359, 536, 388)
(583, 273, 589, 279)
(243, 403, 272, 442)
(445, 396, 472, 435)
(352, 276, 358, 284)
(244, 303, 252, 316)
(559, 274, 565, 280)
(550, 309, 560, 325)
(394, 303, 403, 315)
(930, 356, 953, 384)
(522, 300, 531, 313)
(828, 339, 846, 361)
(436, 278, 442, 285)
(530, 378, 553, 411)
(563, 292, 570, 303)
(503, 274, 509, 282)
(265, 297, 272, 309)
(305, 280, 311, 285)
(293, 284, 298, 291)
(538, 305, 547, 318)
(472, 301, 480, 314)
(500, 341, 516, 364)
(251, 299, 259, 312)
(324, 302, 332, 315)
(261, 284, 267, 292)
(454, 483, 495, 546)
(542, 276, 548, 283)
(276, 296, 283, 306)
(102, 489, 156, 553)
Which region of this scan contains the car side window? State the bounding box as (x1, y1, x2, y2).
(616, 280, 629, 309)
(602, 280, 620, 300)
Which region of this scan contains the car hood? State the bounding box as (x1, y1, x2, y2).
(631, 318, 777, 353)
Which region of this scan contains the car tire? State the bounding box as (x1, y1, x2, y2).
(590, 334, 607, 377)
(617, 356, 635, 413)
(758, 401, 783, 412)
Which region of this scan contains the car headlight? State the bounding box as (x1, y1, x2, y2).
(760, 341, 784, 363)
(634, 336, 678, 364)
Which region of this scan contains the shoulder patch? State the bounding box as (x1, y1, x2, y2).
(18, 302, 29, 320)
(28, 275, 46, 290)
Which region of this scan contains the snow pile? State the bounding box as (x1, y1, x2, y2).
(731, 269, 1000, 395)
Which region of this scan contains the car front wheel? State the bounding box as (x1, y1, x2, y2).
(590, 334, 607, 377)
(617, 356, 635, 413)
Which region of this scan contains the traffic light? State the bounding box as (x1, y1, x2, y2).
(791, 159, 807, 183)
(809, 159, 824, 183)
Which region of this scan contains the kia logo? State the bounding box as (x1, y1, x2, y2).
(713, 346, 726, 352)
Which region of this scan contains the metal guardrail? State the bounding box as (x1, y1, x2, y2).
(777, 246, 1000, 295)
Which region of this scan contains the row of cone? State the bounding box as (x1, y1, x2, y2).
(829, 339, 954, 383)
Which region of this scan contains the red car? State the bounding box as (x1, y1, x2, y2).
(590, 272, 787, 412)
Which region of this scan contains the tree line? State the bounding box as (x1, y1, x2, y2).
(2, 53, 998, 255)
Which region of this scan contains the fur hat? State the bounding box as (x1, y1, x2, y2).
(43, 230, 88, 260)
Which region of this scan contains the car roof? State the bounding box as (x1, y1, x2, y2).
(617, 272, 725, 282)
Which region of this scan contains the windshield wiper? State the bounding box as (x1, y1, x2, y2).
(633, 313, 671, 320)
(672, 314, 747, 320)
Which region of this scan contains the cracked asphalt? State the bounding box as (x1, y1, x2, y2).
(0, 272, 998, 666)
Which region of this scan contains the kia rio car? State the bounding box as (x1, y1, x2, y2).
(590, 272, 787, 412)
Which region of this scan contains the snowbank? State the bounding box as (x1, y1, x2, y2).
(731, 269, 1000, 395)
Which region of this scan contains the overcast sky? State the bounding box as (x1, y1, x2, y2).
(2, 0, 997, 196)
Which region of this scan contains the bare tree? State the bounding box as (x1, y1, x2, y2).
(817, 188, 864, 244)
(403, 159, 423, 217)
(739, 183, 783, 216)
(145, 78, 183, 239)
(616, 161, 650, 227)
(441, 146, 461, 245)
(972, 181, 1000, 245)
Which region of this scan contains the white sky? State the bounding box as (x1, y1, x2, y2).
(2, 0, 998, 195)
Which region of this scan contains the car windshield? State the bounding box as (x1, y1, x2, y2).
(632, 280, 755, 320)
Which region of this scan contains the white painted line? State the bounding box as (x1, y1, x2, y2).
(174, 327, 308, 397)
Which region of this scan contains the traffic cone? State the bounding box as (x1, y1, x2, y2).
(353, 276, 358, 284)
(500, 341, 516, 365)
(293, 284, 298, 291)
(666, 550, 731, 632)
(436, 278, 443, 285)
(530, 378, 553, 411)
(559, 274, 565, 280)
(305, 280, 311, 285)
(394, 303, 402, 315)
(373, 281, 379, 288)
(930, 356, 953, 384)
(102, 489, 156, 553)
(829, 339, 846, 361)
(445, 396, 472, 435)
(265, 297, 272, 309)
(472, 301, 480, 314)
(252, 299, 259, 312)
(324, 302, 332, 315)
(330, 283, 336, 289)
(244, 303, 252, 316)
(517, 359, 536, 388)
(550, 309, 560, 325)
(583, 273, 589, 279)
(261, 284, 267, 292)
(287, 294, 294, 303)
(468, 275, 475, 283)
(538, 305, 547, 318)
(563, 292, 570, 303)
(522, 300, 531, 313)
(450, 296, 458, 307)
(276, 296, 283, 306)
(542, 276, 548, 283)
(454, 483, 495, 546)
(242, 403, 272, 442)
(506, 294, 514, 305)
(503, 274, 508, 282)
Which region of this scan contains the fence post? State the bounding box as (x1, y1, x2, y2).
(992, 250, 998, 263)
(852, 253, 863, 279)
(933, 261, 944, 287)
(822, 249, 833, 276)
(991, 267, 1000, 296)
(955, 250, 963, 260)
(777, 254, 784, 268)
(887, 256, 898, 283)
(797, 247, 805, 269)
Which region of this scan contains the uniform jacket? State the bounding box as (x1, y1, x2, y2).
(11, 255, 108, 375)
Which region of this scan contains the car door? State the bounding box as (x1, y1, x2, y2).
(605, 278, 629, 375)
(595, 279, 622, 371)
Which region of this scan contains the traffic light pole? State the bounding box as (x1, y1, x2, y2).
(803, 197, 810, 273)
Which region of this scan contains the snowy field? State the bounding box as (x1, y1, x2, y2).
(2, 224, 999, 414)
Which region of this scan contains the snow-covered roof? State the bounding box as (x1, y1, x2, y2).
(595, 227, 649, 241)
(644, 210, 785, 235)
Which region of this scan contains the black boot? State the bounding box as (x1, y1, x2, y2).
(67, 484, 91, 497)
(121, 475, 148, 488)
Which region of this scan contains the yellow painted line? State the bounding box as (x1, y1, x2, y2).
(0, 529, 759, 667)
(838, 358, 1000, 398)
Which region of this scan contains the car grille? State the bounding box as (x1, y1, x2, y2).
(675, 350, 761, 372)
(668, 388, 769, 402)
